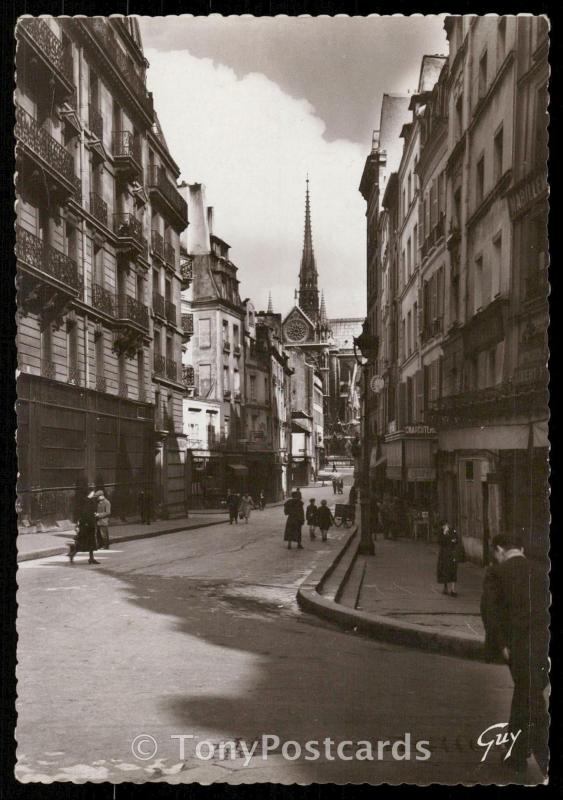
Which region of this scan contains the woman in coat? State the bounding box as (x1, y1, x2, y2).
(437, 522, 461, 596)
(239, 493, 255, 523)
(283, 490, 305, 549)
(69, 492, 99, 564)
(316, 499, 335, 542)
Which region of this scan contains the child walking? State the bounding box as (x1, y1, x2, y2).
(306, 498, 318, 540)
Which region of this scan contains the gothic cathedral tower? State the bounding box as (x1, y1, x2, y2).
(298, 177, 320, 323)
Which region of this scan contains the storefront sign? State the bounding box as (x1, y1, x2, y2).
(404, 425, 436, 436)
(507, 169, 547, 220)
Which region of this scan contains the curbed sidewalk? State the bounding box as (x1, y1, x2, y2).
(17, 512, 229, 563)
(297, 530, 488, 661)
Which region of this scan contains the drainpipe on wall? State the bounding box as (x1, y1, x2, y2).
(78, 45, 89, 390)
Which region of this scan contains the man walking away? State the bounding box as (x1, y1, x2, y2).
(69, 490, 99, 565)
(306, 498, 318, 540)
(481, 533, 549, 776)
(316, 499, 335, 542)
(283, 490, 305, 550)
(332, 477, 338, 495)
(226, 490, 240, 524)
(95, 489, 111, 549)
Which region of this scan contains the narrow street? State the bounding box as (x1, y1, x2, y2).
(16, 483, 527, 785)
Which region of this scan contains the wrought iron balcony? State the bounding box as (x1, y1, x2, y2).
(180, 257, 193, 288)
(164, 241, 176, 269)
(92, 282, 115, 316)
(112, 130, 142, 179)
(153, 292, 165, 318)
(17, 19, 74, 101)
(15, 106, 78, 201)
(89, 104, 104, 140)
(16, 226, 81, 294)
(166, 358, 178, 382)
(90, 191, 108, 226)
(116, 294, 149, 330)
(153, 353, 166, 377)
(114, 212, 147, 258)
(429, 376, 548, 426)
(151, 229, 165, 260)
(165, 300, 177, 325)
(181, 313, 194, 340)
(41, 360, 56, 380)
(147, 165, 188, 230)
(182, 365, 195, 388)
(85, 19, 154, 119)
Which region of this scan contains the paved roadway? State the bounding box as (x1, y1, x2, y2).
(16, 482, 542, 785)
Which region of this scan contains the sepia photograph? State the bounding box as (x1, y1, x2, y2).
(13, 13, 549, 785)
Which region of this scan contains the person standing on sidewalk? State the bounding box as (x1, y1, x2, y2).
(258, 490, 266, 510)
(283, 490, 304, 549)
(481, 534, 549, 776)
(306, 498, 318, 540)
(239, 493, 255, 523)
(317, 499, 335, 542)
(94, 489, 111, 549)
(436, 522, 460, 596)
(226, 490, 240, 525)
(69, 490, 99, 565)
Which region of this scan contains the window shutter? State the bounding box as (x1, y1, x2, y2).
(398, 381, 407, 428)
(418, 202, 424, 248)
(399, 317, 405, 362)
(424, 196, 430, 240)
(431, 272, 438, 324)
(416, 369, 424, 422)
(430, 359, 439, 402)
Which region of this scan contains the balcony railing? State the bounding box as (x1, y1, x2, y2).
(116, 294, 149, 329)
(19, 18, 73, 84)
(113, 213, 147, 256)
(164, 241, 175, 268)
(147, 165, 188, 226)
(153, 292, 165, 318)
(90, 191, 108, 226)
(89, 104, 103, 140)
(429, 376, 548, 425)
(182, 365, 195, 387)
(180, 257, 193, 287)
(181, 313, 194, 338)
(41, 360, 56, 380)
(16, 226, 81, 292)
(151, 229, 164, 259)
(15, 105, 77, 187)
(112, 130, 141, 162)
(92, 282, 115, 316)
(165, 300, 177, 325)
(68, 365, 82, 386)
(87, 19, 153, 118)
(166, 358, 178, 381)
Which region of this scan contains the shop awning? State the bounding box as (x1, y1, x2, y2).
(227, 464, 248, 473)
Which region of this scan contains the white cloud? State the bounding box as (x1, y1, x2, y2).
(145, 50, 367, 318)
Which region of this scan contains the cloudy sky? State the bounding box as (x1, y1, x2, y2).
(139, 15, 447, 317)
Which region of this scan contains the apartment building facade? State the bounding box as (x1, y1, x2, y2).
(16, 17, 188, 526)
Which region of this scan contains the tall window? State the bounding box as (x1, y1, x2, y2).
(534, 84, 548, 170)
(249, 374, 256, 401)
(493, 126, 504, 182)
(478, 50, 488, 98)
(234, 369, 240, 396)
(492, 233, 502, 297)
(137, 349, 144, 400)
(455, 93, 463, 139)
(406, 237, 412, 280)
(222, 319, 229, 346)
(66, 222, 77, 263)
(407, 311, 412, 356)
(474, 256, 484, 312)
(413, 301, 418, 347)
(67, 319, 79, 384)
(41, 324, 53, 376)
(233, 324, 239, 347)
(95, 330, 104, 390)
(223, 365, 230, 393)
(476, 156, 485, 204)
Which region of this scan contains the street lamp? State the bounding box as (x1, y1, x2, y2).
(353, 320, 379, 556)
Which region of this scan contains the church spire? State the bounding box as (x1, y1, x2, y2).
(319, 290, 327, 324)
(298, 176, 319, 321)
(267, 291, 274, 314)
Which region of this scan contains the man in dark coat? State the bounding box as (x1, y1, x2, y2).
(69, 491, 99, 564)
(226, 490, 240, 524)
(284, 490, 304, 549)
(481, 534, 549, 776)
(436, 522, 460, 596)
